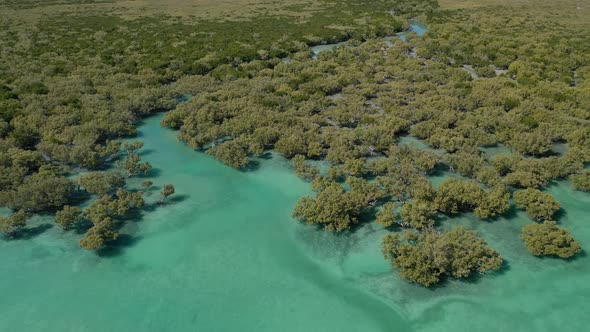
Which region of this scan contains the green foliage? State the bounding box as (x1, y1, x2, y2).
(375, 201, 399, 227)
(291, 155, 320, 181)
(9, 124, 40, 150)
(509, 131, 553, 156)
(393, 0, 438, 16)
(80, 188, 144, 250)
(399, 199, 437, 229)
(514, 188, 560, 221)
(342, 158, 368, 177)
(55, 205, 83, 230)
(79, 217, 118, 251)
(0, 0, 588, 275)
(382, 227, 502, 287)
(275, 134, 308, 159)
(208, 140, 249, 169)
(0, 209, 30, 236)
(123, 141, 144, 155)
(473, 186, 510, 219)
(434, 178, 484, 214)
(78, 172, 126, 196)
(521, 221, 581, 258)
(491, 153, 521, 176)
(567, 128, 590, 150)
(364, 147, 439, 203)
(160, 184, 175, 204)
(141, 180, 153, 189)
(344, 177, 387, 209)
(83, 189, 144, 224)
(434, 178, 509, 219)
(570, 171, 590, 192)
(1, 170, 75, 211)
(20, 82, 49, 95)
(119, 153, 152, 177)
(293, 183, 367, 231)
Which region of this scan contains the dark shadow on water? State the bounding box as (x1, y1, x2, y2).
(141, 194, 190, 213)
(429, 258, 511, 289)
(168, 194, 189, 204)
(257, 152, 273, 160)
(124, 209, 146, 222)
(9, 223, 54, 240)
(500, 203, 520, 220)
(554, 207, 567, 222)
(567, 249, 587, 262)
(242, 159, 260, 172)
(429, 163, 449, 177)
(73, 219, 93, 235)
(531, 248, 587, 263)
(346, 207, 379, 234)
(492, 258, 511, 277)
(69, 190, 93, 206)
(88, 163, 114, 171)
(139, 186, 158, 196)
(142, 203, 159, 213)
(97, 234, 142, 258)
(139, 167, 162, 178)
(83, 194, 188, 257)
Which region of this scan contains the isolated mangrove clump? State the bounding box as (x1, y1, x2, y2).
(521, 221, 581, 258)
(381, 227, 503, 287)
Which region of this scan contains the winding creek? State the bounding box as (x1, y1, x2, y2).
(280, 20, 428, 62)
(311, 20, 427, 56)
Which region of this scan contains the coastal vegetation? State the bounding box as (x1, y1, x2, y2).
(514, 188, 560, 221)
(0, 0, 588, 286)
(382, 227, 502, 286)
(521, 221, 581, 258)
(159, 0, 588, 285)
(0, 0, 409, 252)
(570, 171, 590, 192)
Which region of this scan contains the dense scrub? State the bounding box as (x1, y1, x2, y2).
(0, 0, 424, 251)
(160, 1, 589, 285)
(1, 0, 588, 285)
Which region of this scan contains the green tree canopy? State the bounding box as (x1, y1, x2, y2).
(570, 171, 590, 192)
(119, 153, 152, 177)
(0, 209, 30, 236)
(55, 205, 83, 230)
(1, 170, 74, 212)
(160, 184, 175, 204)
(514, 188, 560, 221)
(293, 183, 367, 231)
(208, 140, 249, 169)
(78, 172, 126, 196)
(292, 155, 320, 181)
(382, 227, 503, 287)
(521, 221, 581, 258)
(79, 217, 118, 251)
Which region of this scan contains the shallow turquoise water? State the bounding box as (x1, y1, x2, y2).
(1, 114, 589, 331)
(397, 21, 427, 42)
(310, 41, 349, 58)
(409, 20, 428, 36)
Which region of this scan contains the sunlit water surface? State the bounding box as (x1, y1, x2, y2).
(1, 114, 589, 331)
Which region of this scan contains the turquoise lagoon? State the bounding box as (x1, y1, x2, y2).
(0, 114, 589, 331)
